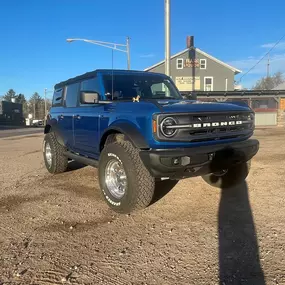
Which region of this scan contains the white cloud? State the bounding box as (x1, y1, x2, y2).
(228, 53, 285, 75)
(139, 53, 155, 58)
(261, 41, 285, 50)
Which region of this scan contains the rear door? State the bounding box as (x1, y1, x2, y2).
(49, 88, 67, 144)
(73, 76, 104, 157)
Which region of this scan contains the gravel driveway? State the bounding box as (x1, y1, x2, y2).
(0, 128, 284, 285)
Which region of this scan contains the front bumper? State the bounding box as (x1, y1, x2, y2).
(140, 139, 259, 179)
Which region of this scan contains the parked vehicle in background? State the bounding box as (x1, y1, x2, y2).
(32, 119, 44, 127)
(43, 69, 259, 213)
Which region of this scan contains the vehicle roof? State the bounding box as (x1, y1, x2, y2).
(54, 69, 167, 90)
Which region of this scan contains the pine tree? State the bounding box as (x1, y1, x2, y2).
(3, 89, 16, 101)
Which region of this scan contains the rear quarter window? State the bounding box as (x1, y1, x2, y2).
(52, 89, 63, 107)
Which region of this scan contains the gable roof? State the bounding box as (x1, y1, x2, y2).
(144, 47, 242, 75)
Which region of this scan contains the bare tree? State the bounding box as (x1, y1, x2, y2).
(253, 72, 284, 90)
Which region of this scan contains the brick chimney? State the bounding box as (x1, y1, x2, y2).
(186, 36, 194, 48)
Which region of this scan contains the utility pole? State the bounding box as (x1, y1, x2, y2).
(267, 53, 270, 78)
(165, 0, 171, 76)
(44, 88, 47, 120)
(126, 37, 131, 70)
(33, 98, 36, 120)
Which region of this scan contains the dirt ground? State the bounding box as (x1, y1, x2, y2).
(0, 128, 284, 285)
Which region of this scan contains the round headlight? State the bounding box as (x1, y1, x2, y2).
(160, 117, 178, 137)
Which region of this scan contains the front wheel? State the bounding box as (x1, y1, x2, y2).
(98, 141, 155, 213)
(202, 161, 251, 189)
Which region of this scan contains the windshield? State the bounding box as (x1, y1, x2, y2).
(102, 74, 182, 101)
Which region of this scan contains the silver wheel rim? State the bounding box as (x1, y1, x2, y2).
(105, 159, 127, 199)
(45, 142, 52, 167)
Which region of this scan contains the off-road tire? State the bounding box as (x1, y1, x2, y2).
(98, 141, 155, 213)
(202, 161, 251, 189)
(43, 132, 68, 174)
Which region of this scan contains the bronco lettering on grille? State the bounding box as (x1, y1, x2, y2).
(196, 121, 243, 128)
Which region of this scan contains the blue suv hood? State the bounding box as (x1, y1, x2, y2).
(156, 99, 251, 113)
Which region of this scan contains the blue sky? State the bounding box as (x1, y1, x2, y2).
(0, 0, 285, 99)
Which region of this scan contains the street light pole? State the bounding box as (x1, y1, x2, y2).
(165, 0, 171, 76)
(66, 37, 131, 70)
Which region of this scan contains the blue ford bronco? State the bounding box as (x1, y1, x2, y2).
(43, 69, 259, 213)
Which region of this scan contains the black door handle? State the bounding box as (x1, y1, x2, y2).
(58, 114, 64, 119)
(74, 115, 81, 120)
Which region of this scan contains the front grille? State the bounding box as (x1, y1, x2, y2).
(157, 112, 254, 142)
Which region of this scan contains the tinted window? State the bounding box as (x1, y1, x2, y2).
(65, 83, 79, 107)
(52, 89, 63, 107)
(81, 77, 100, 93)
(102, 74, 181, 101)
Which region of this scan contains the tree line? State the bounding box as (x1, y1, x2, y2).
(252, 72, 284, 90)
(1, 89, 52, 120)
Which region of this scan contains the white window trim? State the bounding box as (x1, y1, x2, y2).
(200, 59, 207, 69)
(176, 58, 184, 69)
(204, 76, 214, 91)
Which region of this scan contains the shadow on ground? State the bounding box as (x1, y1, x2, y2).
(219, 181, 265, 285)
(151, 180, 179, 205)
(66, 161, 87, 172)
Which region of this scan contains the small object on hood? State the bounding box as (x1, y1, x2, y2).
(132, 95, 140, 102)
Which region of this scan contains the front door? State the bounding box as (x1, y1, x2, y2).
(73, 105, 104, 156)
(204, 77, 214, 91)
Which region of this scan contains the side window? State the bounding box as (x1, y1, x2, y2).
(52, 89, 63, 107)
(65, 83, 79, 108)
(81, 77, 100, 93)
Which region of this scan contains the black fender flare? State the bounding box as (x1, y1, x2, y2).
(100, 122, 149, 151)
(44, 123, 65, 146)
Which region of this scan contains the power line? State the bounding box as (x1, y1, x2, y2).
(238, 33, 285, 83)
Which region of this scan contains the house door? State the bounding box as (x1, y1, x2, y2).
(204, 77, 213, 91)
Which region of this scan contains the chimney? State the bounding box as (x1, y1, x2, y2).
(186, 36, 194, 48)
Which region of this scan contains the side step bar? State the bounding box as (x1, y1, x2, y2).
(64, 151, 99, 168)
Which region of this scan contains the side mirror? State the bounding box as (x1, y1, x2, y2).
(187, 93, 197, 100)
(80, 91, 99, 104)
(181, 92, 197, 100)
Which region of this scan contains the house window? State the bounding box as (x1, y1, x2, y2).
(204, 77, 213, 91)
(176, 58, 183, 69)
(200, 59, 207, 69)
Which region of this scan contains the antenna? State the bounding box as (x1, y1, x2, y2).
(111, 49, 114, 100)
